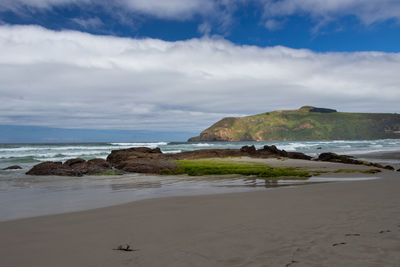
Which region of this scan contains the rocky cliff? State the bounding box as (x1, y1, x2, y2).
(189, 106, 400, 141)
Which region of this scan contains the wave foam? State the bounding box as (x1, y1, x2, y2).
(109, 142, 168, 147)
(193, 143, 214, 147)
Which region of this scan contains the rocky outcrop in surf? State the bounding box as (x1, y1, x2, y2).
(26, 158, 112, 176)
(26, 145, 394, 176)
(26, 145, 312, 176)
(2, 165, 22, 170)
(316, 152, 395, 170)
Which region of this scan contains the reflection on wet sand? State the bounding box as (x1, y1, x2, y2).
(110, 181, 162, 191)
(0, 172, 381, 221)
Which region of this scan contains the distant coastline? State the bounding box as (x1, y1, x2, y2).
(189, 106, 400, 142)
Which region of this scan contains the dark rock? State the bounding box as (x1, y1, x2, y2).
(118, 159, 177, 174)
(254, 145, 311, 160)
(27, 158, 113, 176)
(2, 165, 22, 170)
(317, 147, 322, 150)
(317, 153, 363, 165)
(318, 152, 339, 161)
(240, 145, 257, 154)
(286, 152, 312, 160)
(259, 145, 310, 159)
(27, 145, 314, 176)
(65, 158, 112, 175)
(397, 168, 400, 172)
(365, 162, 385, 168)
(259, 145, 288, 157)
(85, 158, 112, 174)
(107, 147, 163, 166)
(383, 165, 395, 171)
(87, 158, 111, 168)
(170, 149, 243, 160)
(318, 153, 396, 170)
(64, 158, 86, 167)
(26, 162, 83, 176)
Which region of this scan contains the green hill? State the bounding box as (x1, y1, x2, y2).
(188, 106, 400, 141)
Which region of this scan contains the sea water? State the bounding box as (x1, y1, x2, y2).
(0, 140, 399, 221)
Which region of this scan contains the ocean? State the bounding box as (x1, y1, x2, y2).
(1, 140, 399, 221)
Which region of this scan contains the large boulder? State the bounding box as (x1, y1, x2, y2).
(286, 152, 312, 160)
(118, 159, 177, 174)
(170, 149, 243, 160)
(107, 147, 163, 166)
(27, 158, 113, 176)
(317, 153, 363, 165)
(259, 145, 288, 157)
(256, 145, 312, 160)
(85, 158, 112, 174)
(64, 158, 86, 167)
(240, 145, 257, 154)
(26, 162, 83, 176)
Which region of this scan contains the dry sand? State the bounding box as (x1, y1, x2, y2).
(1, 160, 400, 267)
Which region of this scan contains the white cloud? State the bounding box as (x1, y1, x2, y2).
(0, 0, 219, 20)
(0, 25, 399, 130)
(2, 0, 400, 33)
(0, 0, 234, 35)
(198, 22, 212, 35)
(265, 19, 284, 31)
(261, 0, 400, 25)
(71, 17, 103, 29)
(0, 0, 90, 11)
(120, 0, 215, 20)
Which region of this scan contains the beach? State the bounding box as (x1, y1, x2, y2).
(3, 3, 400, 266)
(1, 159, 399, 267)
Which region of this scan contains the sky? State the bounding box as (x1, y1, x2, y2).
(1, 0, 400, 138)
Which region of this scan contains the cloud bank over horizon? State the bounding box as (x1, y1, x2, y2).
(0, 25, 399, 131)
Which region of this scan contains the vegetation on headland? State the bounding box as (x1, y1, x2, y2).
(189, 106, 400, 141)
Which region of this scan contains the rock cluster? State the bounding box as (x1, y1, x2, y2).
(107, 147, 176, 174)
(26, 145, 313, 176)
(317, 152, 395, 170)
(26, 145, 395, 176)
(317, 153, 363, 165)
(26, 158, 112, 176)
(258, 145, 312, 160)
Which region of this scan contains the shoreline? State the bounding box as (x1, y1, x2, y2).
(1, 158, 388, 222)
(1, 166, 399, 266)
(0, 173, 382, 223)
(1, 173, 383, 224)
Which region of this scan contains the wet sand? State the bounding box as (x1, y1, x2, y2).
(1, 160, 399, 267)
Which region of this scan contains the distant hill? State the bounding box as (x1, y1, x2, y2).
(188, 106, 400, 141)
